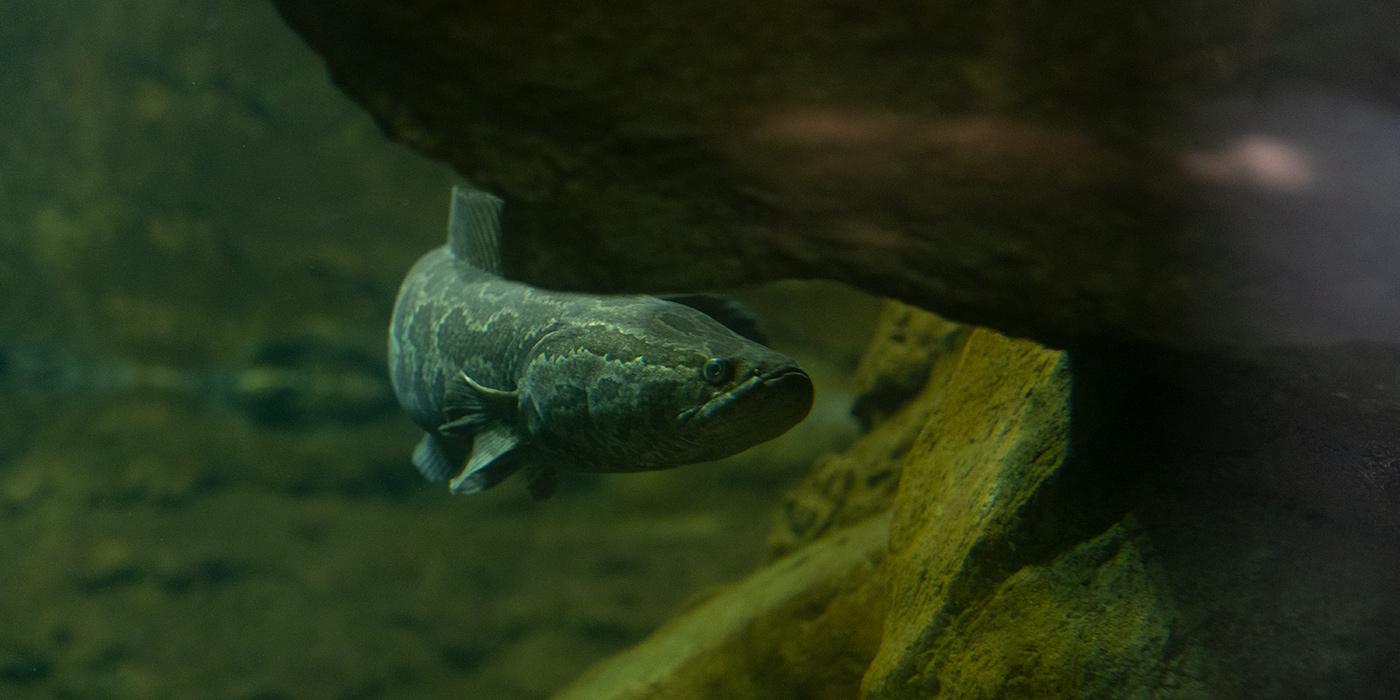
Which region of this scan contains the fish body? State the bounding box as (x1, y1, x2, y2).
(388, 186, 813, 497)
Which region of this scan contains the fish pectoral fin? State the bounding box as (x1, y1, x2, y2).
(524, 464, 558, 501)
(449, 423, 523, 494)
(659, 293, 767, 344)
(412, 433, 460, 482)
(440, 370, 518, 437)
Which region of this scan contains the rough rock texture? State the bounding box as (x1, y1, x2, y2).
(272, 0, 1400, 349)
(857, 331, 1197, 697)
(863, 331, 1075, 695)
(895, 517, 1179, 697)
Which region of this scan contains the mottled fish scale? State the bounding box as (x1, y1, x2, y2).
(388, 186, 814, 497)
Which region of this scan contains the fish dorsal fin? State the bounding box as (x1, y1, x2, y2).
(660, 293, 768, 344)
(449, 424, 523, 494)
(447, 185, 506, 273)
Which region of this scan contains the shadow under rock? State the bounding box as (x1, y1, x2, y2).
(1058, 342, 1400, 696)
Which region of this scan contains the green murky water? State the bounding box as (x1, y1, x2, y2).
(0, 3, 874, 697)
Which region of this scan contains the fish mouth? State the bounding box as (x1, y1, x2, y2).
(761, 366, 811, 386)
(677, 365, 813, 424)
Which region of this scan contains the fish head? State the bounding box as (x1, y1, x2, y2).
(519, 298, 813, 468)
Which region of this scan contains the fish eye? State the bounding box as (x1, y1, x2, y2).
(702, 357, 733, 385)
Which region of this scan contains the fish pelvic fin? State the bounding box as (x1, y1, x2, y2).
(411, 433, 461, 482)
(449, 423, 523, 494)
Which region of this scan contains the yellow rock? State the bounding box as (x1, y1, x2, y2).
(863, 329, 1072, 697)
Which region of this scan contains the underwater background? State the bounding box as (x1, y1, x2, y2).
(6, 1, 1400, 698)
(0, 2, 876, 697)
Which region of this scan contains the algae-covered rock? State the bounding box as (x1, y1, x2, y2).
(915, 519, 1183, 698)
(863, 330, 1073, 697)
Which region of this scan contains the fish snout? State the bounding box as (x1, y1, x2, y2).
(755, 364, 814, 428)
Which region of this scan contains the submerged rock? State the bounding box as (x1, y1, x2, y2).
(563, 322, 1400, 697)
(273, 0, 1400, 350)
(861, 330, 1077, 696)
